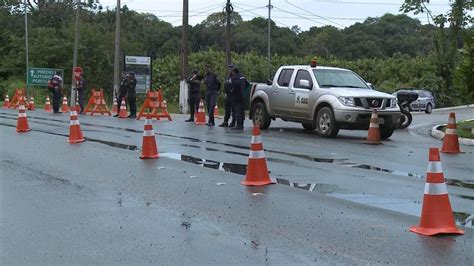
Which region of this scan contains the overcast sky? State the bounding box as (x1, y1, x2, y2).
(98, 0, 452, 30)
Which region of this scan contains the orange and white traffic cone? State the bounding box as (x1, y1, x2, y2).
(68, 107, 85, 143)
(140, 117, 159, 159)
(366, 109, 381, 144)
(409, 148, 464, 236)
(3, 94, 10, 108)
(75, 95, 81, 113)
(241, 124, 275, 186)
(112, 97, 118, 114)
(194, 99, 206, 125)
(118, 97, 128, 118)
(61, 96, 69, 113)
(214, 104, 219, 118)
(27, 97, 35, 110)
(44, 96, 52, 112)
(441, 112, 462, 154)
(16, 104, 31, 132)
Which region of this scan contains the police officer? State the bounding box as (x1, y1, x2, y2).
(230, 67, 246, 130)
(203, 64, 220, 126)
(114, 72, 128, 117)
(75, 72, 86, 114)
(48, 73, 63, 113)
(127, 72, 137, 118)
(219, 64, 236, 127)
(185, 70, 201, 122)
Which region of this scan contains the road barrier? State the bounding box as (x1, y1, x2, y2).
(83, 89, 111, 116)
(9, 88, 27, 109)
(137, 89, 172, 121)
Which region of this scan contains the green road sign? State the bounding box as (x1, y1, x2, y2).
(27, 67, 63, 86)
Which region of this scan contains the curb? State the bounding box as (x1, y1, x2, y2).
(430, 121, 474, 146)
(432, 104, 474, 112)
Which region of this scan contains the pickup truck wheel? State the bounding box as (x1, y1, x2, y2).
(252, 102, 271, 129)
(316, 107, 339, 138)
(380, 126, 396, 140)
(302, 123, 316, 131)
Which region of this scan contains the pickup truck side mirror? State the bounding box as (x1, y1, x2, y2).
(367, 83, 374, 89)
(299, 79, 312, 90)
(266, 79, 272, 86)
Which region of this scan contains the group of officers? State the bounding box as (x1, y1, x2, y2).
(48, 72, 86, 114)
(186, 64, 247, 130)
(114, 72, 138, 118)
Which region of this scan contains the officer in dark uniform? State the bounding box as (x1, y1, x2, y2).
(114, 72, 128, 117)
(75, 73, 86, 113)
(48, 74, 63, 113)
(203, 64, 220, 126)
(127, 72, 137, 118)
(230, 67, 246, 130)
(219, 64, 235, 127)
(185, 70, 202, 122)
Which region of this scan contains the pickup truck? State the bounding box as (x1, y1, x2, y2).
(249, 65, 401, 139)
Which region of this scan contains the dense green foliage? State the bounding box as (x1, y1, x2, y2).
(0, 0, 472, 107)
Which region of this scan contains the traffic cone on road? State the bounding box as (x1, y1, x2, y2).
(118, 97, 128, 118)
(68, 107, 85, 143)
(214, 104, 219, 118)
(61, 96, 69, 113)
(241, 124, 275, 186)
(194, 99, 206, 125)
(27, 97, 35, 110)
(366, 109, 381, 144)
(44, 96, 52, 112)
(75, 95, 82, 113)
(441, 112, 462, 154)
(112, 97, 118, 114)
(409, 148, 464, 236)
(140, 117, 159, 159)
(3, 94, 10, 108)
(16, 104, 31, 132)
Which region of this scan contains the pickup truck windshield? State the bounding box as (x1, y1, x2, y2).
(313, 69, 369, 89)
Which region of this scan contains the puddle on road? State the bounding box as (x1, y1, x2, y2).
(350, 164, 424, 179)
(445, 178, 474, 189)
(161, 152, 249, 175)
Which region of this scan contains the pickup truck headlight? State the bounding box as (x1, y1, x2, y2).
(338, 96, 355, 107)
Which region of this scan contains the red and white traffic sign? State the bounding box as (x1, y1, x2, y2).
(73, 67, 83, 81)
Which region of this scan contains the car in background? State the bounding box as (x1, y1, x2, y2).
(392, 88, 435, 114)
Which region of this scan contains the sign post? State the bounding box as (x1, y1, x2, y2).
(27, 67, 63, 87)
(124, 55, 152, 93)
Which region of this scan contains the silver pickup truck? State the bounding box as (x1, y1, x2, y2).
(249, 65, 401, 139)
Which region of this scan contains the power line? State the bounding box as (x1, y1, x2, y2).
(284, 0, 346, 28)
(309, 0, 450, 6)
(272, 6, 329, 27)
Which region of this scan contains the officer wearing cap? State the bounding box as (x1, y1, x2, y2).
(203, 64, 220, 126)
(127, 72, 137, 118)
(219, 64, 236, 127)
(185, 70, 202, 122)
(114, 72, 129, 117)
(75, 72, 86, 114)
(229, 67, 246, 130)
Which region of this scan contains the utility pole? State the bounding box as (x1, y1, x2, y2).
(71, 0, 81, 107)
(225, 0, 233, 66)
(179, 0, 189, 114)
(113, 0, 121, 99)
(267, 0, 272, 80)
(24, 0, 29, 96)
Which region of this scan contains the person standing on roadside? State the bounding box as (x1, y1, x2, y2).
(219, 64, 235, 127)
(230, 67, 246, 130)
(203, 64, 220, 126)
(185, 70, 202, 122)
(75, 72, 86, 114)
(127, 72, 137, 118)
(48, 73, 63, 113)
(114, 72, 128, 117)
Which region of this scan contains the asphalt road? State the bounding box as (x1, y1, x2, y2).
(1, 106, 473, 264)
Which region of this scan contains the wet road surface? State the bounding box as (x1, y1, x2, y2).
(1, 107, 473, 264)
